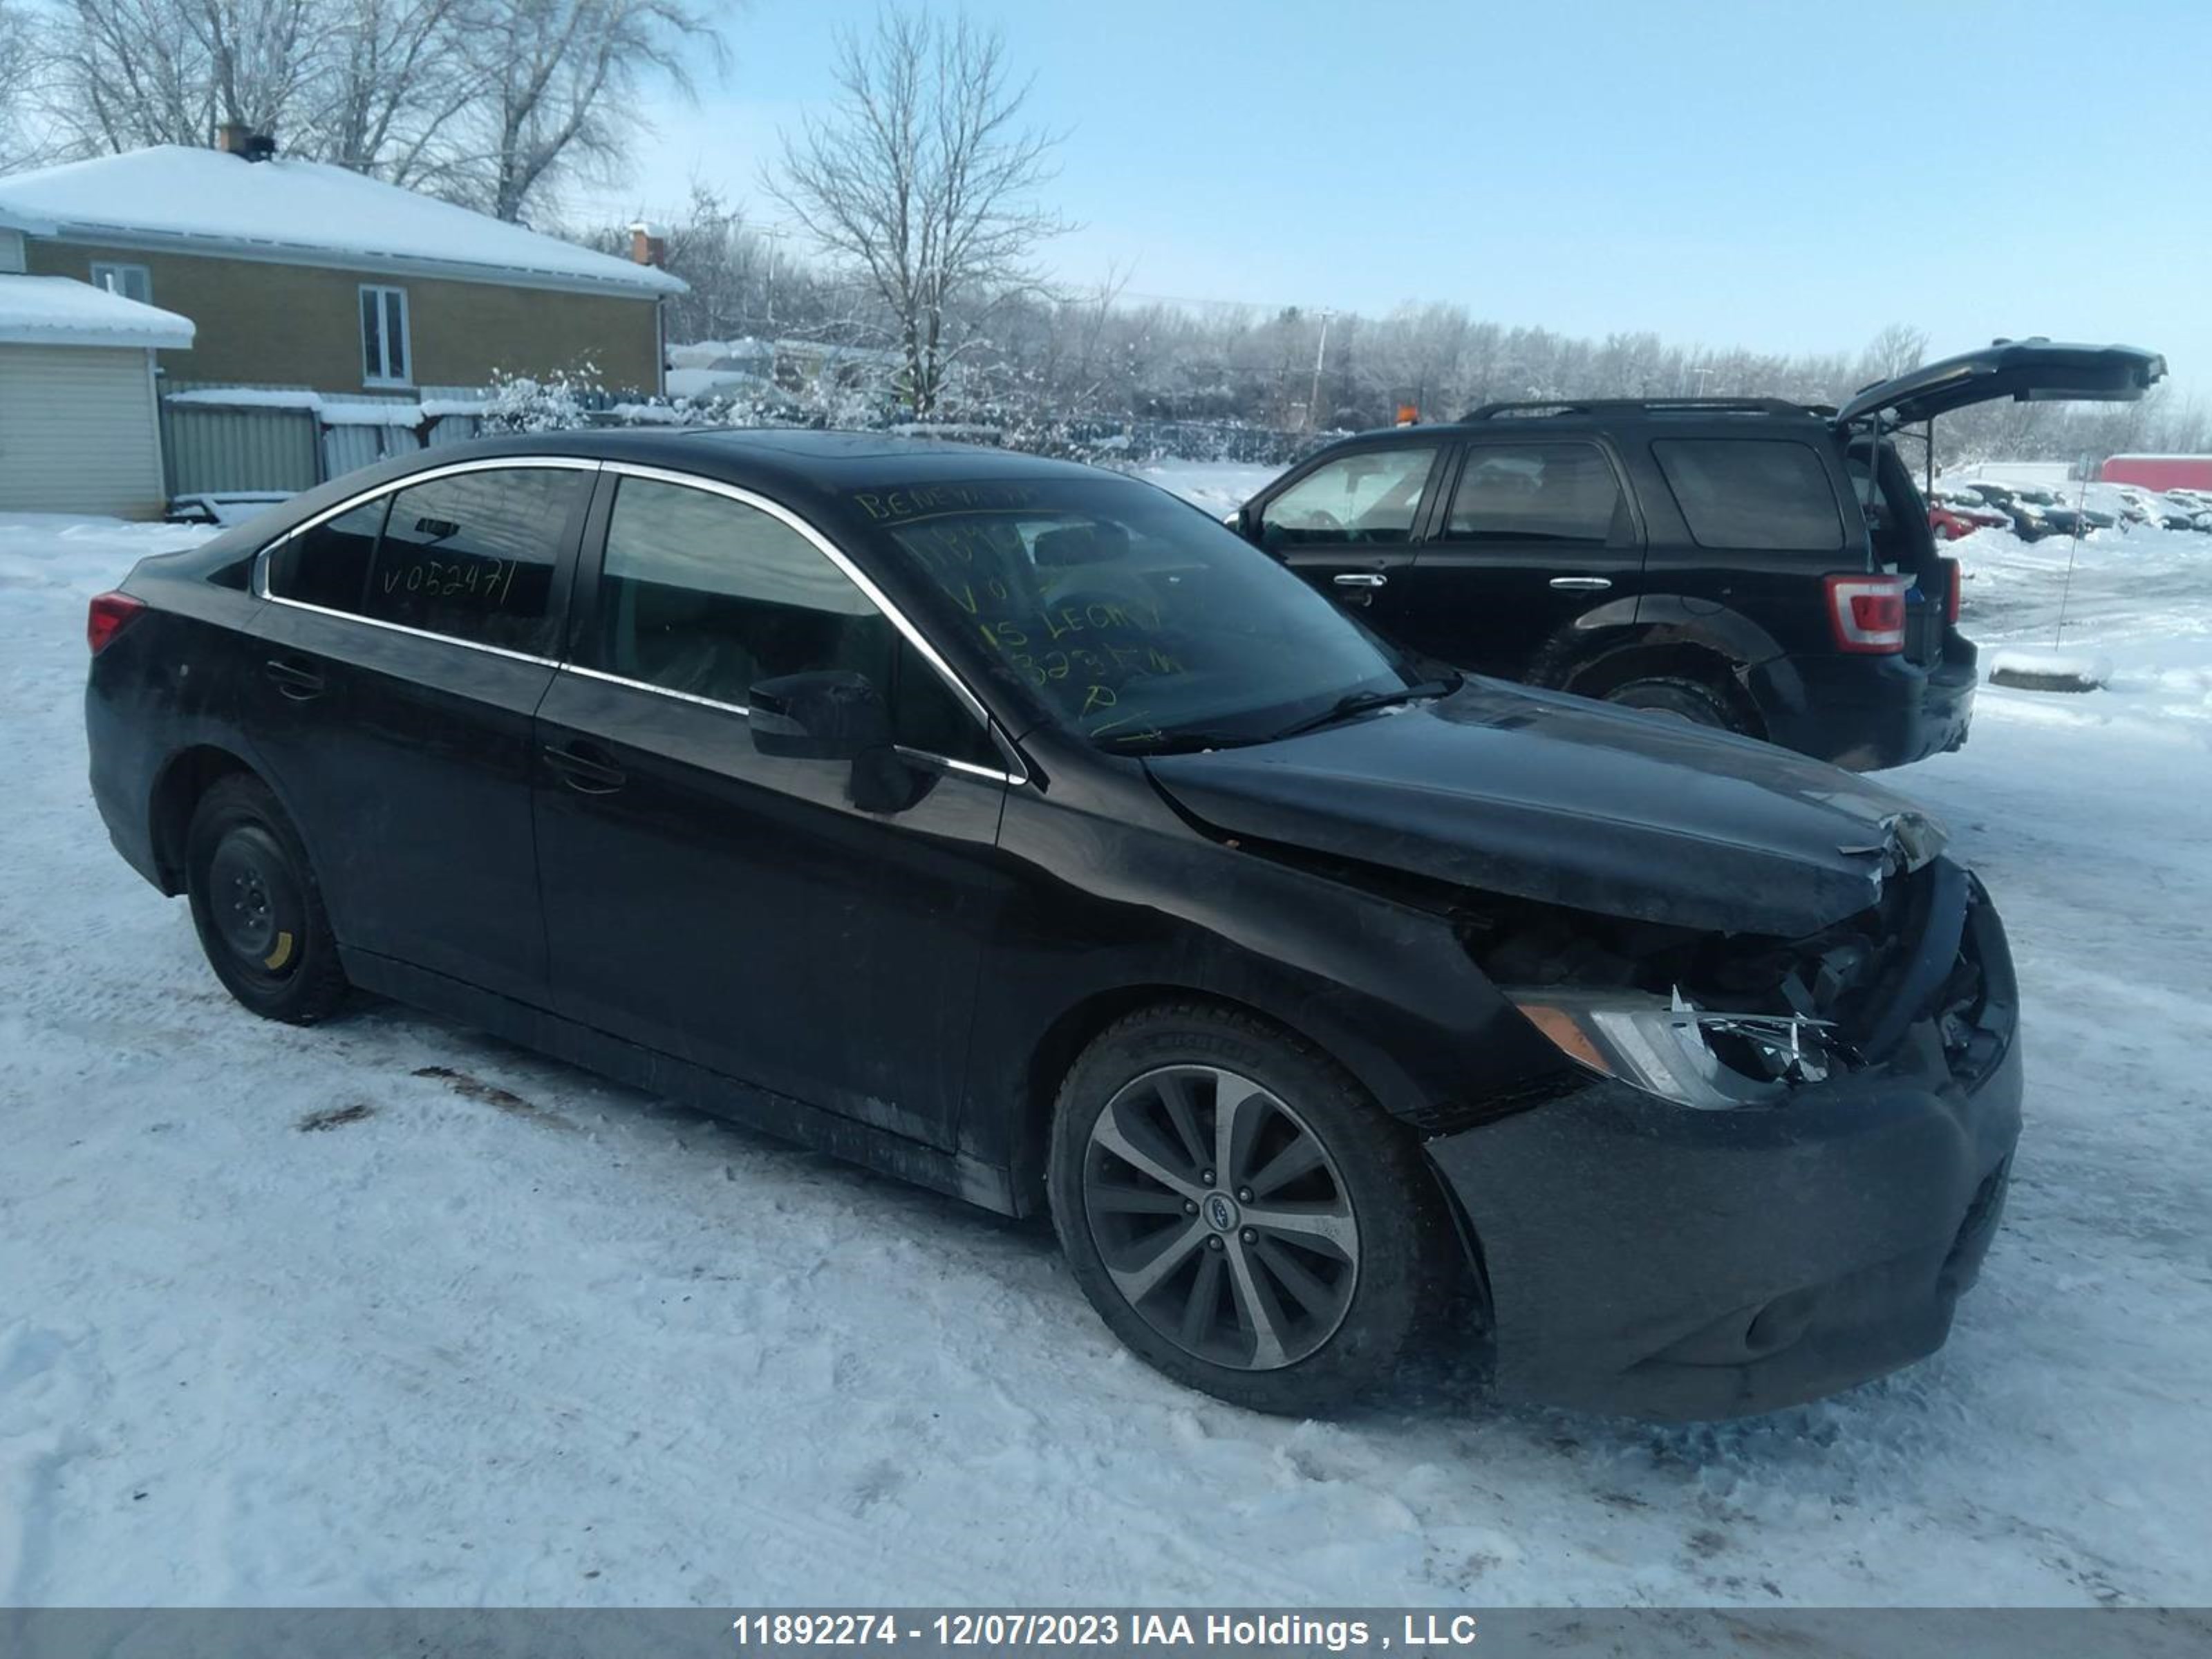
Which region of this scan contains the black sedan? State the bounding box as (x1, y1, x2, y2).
(83, 432, 2023, 1420)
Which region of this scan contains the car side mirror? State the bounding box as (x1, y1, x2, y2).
(749, 670, 892, 761)
(749, 670, 925, 814)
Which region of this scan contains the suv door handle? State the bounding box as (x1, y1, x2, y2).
(263, 657, 326, 700)
(1548, 577, 1613, 591)
(1332, 572, 1387, 589)
(542, 742, 626, 794)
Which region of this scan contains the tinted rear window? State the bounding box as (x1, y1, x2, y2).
(1652, 439, 1844, 552)
(359, 468, 588, 653)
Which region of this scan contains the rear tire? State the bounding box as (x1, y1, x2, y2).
(1047, 1002, 1453, 1414)
(185, 774, 348, 1024)
(1602, 673, 1746, 732)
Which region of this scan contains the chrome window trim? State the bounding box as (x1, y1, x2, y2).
(597, 460, 1030, 785)
(250, 454, 606, 603)
(559, 660, 750, 718)
(259, 594, 568, 668)
(247, 453, 1030, 788)
(556, 659, 1027, 789)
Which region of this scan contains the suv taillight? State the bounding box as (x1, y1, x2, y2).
(87, 591, 146, 655)
(1823, 574, 1908, 654)
(1942, 557, 1962, 625)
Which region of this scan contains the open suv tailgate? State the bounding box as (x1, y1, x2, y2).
(1835, 339, 2166, 427)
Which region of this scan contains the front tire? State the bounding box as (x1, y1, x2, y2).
(1047, 1002, 1452, 1414)
(185, 774, 349, 1024)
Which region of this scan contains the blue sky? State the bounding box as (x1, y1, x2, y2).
(583, 0, 2212, 392)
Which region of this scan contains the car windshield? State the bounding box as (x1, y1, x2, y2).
(851, 475, 1420, 750)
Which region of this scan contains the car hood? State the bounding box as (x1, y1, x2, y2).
(1144, 680, 1946, 937)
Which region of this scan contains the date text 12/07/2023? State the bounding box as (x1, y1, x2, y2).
(730, 1611, 1484, 1651)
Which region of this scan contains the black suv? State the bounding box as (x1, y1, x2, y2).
(1232, 340, 2164, 771)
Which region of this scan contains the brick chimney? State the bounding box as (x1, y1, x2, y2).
(215, 122, 278, 162)
(629, 221, 667, 268)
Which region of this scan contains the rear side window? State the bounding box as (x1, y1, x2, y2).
(1653, 439, 1844, 552)
(594, 477, 995, 764)
(1447, 442, 1621, 543)
(267, 498, 387, 610)
(361, 469, 586, 653)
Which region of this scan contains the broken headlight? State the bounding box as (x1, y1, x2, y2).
(1507, 986, 1837, 1111)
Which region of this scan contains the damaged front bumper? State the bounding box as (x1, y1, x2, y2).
(1427, 871, 2022, 1421)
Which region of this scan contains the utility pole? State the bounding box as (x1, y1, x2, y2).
(1307, 309, 1335, 431)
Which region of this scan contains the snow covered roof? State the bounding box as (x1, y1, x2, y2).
(0, 275, 196, 349)
(0, 146, 686, 300)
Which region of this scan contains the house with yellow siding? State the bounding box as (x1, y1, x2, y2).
(0, 135, 684, 401)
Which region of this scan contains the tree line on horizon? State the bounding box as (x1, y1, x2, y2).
(3, 0, 2198, 466)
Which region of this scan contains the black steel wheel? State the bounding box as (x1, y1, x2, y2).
(1602, 674, 1745, 732)
(1049, 1002, 1454, 1414)
(185, 774, 348, 1024)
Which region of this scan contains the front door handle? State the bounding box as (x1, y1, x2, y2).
(263, 657, 326, 700)
(1548, 576, 1613, 591)
(1332, 572, 1388, 589)
(542, 742, 627, 794)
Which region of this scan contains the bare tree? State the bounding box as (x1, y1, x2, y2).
(19, 0, 729, 225)
(39, 0, 220, 150)
(769, 5, 1069, 417)
(468, 0, 722, 223)
(1855, 322, 1930, 386)
(304, 0, 482, 184)
(0, 0, 36, 162)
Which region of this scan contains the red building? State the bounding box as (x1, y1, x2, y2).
(2100, 453, 2212, 491)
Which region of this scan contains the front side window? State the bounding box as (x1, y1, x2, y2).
(91, 261, 153, 303)
(1258, 446, 1439, 546)
(360, 284, 411, 386)
(1447, 442, 1622, 543)
(350, 468, 583, 652)
(1653, 438, 1844, 552)
(852, 476, 1417, 751)
(596, 477, 993, 763)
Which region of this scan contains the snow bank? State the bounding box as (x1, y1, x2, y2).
(2, 512, 2209, 1609)
(162, 387, 486, 427)
(1986, 648, 2113, 691)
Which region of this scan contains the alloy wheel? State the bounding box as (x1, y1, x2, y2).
(1082, 1065, 1359, 1370)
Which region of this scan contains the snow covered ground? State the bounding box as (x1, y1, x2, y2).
(3, 498, 2210, 1611)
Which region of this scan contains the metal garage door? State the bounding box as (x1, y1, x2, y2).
(0, 344, 167, 518)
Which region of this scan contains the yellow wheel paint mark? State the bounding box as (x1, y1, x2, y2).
(263, 930, 295, 971)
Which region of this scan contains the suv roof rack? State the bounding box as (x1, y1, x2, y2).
(1460, 396, 1829, 421)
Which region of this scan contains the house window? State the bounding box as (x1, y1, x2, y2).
(91, 262, 153, 303)
(359, 284, 411, 386)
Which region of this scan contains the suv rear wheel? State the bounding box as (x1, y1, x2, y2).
(1047, 1002, 1451, 1414)
(185, 774, 349, 1024)
(1602, 674, 1747, 733)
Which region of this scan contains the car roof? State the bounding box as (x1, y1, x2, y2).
(1320, 404, 1839, 449)
(431, 427, 1115, 496)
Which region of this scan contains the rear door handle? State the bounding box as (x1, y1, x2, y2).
(541, 742, 626, 794)
(263, 658, 326, 700)
(1332, 572, 1387, 589)
(1548, 577, 1613, 591)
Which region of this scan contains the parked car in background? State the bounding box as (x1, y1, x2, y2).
(1230, 340, 2164, 771)
(1962, 481, 2058, 541)
(84, 431, 2027, 1421)
(2142, 494, 2207, 531)
(2167, 490, 2212, 531)
(1929, 491, 2009, 540)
